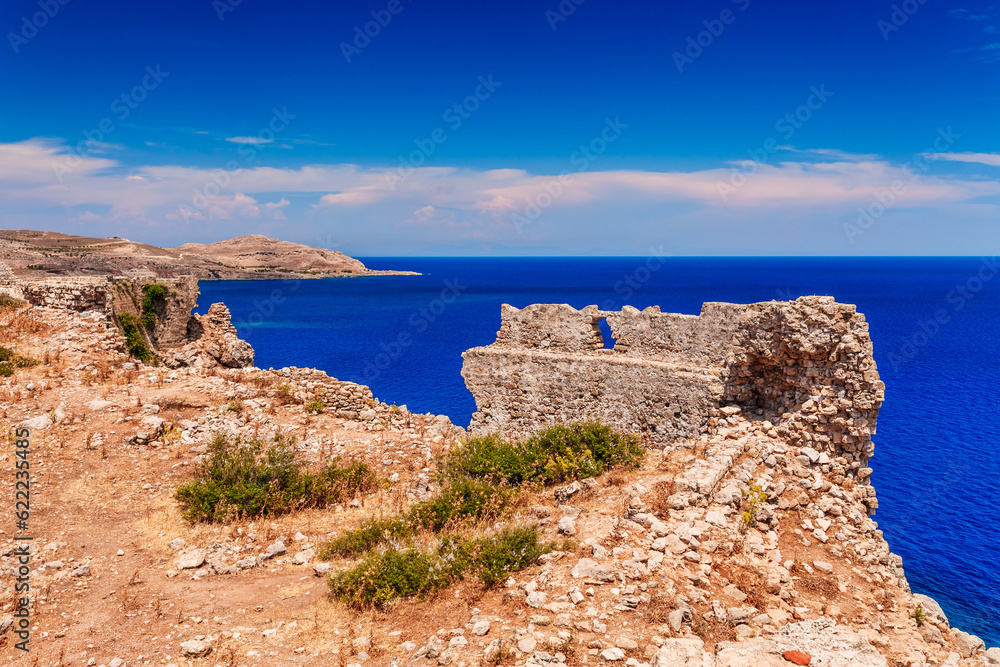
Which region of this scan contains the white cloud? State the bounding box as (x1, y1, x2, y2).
(264, 198, 290, 220)
(224, 136, 274, 145)
(927, 152, 1000, 167)
(1, 137, 999, 254)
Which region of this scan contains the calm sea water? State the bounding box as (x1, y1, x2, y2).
(198, 257, 1000, 646)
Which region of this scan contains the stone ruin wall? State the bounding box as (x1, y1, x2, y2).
(11, 274, 375, 415)
(461, 296, 884, 473)
(19, 277, 112, 312)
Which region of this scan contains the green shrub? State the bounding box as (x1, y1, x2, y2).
(139, 283, 168, 329)
(328, 526, 543, 609)
(319, 477, 511, 558)
(468, 525, 545, 588)
(738, 481, 768, 533)
(118, 313, 154, 362)
(319, 517, 406, 559)
(0, 346, 38, 377)
(305, 399, 324, 414)
(446, 421, 643, 487)
(175, 435, 379, 522)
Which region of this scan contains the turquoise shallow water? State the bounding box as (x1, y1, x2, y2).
(199, 256, 1000, 646)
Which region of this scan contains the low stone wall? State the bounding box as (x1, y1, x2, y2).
(273, 367, 375, 419)
(462, 297, 885, 485)
(21, 277, 112, 312)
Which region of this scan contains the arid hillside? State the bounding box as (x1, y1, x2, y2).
(0, 230, 416, 280)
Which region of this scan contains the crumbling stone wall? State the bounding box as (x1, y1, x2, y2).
(19, 275, 254, 368)
(21, 277, 112, 312)
(272, 366, 376, 419)
(462, 296, 884, 469)
(109, 276, 200, 348)
(721, 299, 882, 466)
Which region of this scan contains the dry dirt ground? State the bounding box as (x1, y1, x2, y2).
(0, 304, 986, 667)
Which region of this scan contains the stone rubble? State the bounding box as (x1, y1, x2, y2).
(0, 292, 992, 666)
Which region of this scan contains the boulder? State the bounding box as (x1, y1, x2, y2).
(716, 619, 891, 666)
(911, 594, 948, 628)
(571, 558, 615, 581)
(951, 629, 985, 658)
(180, 639, 213, 657)
(19, 414, 56, 430)
(260, 540, 287, 561)
(650, 638, 713, 667)
(557, 516, 576, 535)
(176, 549, 207, 570)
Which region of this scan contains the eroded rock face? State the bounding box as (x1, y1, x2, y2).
(164, 303, 254, 369)
(18, 275, 255, 369)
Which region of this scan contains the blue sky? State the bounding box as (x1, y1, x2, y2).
(1, 0, 998, 255)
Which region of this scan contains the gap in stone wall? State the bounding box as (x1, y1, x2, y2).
(597, 317, 617, 350)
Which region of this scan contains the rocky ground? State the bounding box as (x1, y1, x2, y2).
(0, 303, 997, 667)
(0, 231, 417, 280)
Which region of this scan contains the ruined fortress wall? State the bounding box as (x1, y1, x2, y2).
(463, 348, 722, 443)
(462, 296, 884, 482)
(18, 275, 201, 348)
(603, 302, 746, 366)
(109, 276, 200, 348)
(722, 299, 883, 466)
(21, 277, 112, 312)
(17, 275, 256, 368)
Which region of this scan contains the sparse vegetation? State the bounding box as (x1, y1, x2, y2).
(139, 283, 168, 329)
(738, 481, 768, 533)
(118, 313, 154, 362)
(0, 293, 24, 310)
(305, 398, 324, 414)
(0, 345, 38, 377)
(445, 421, 644, 487)
(328, 526, 545, 609)
(913, 604, 926, 627)
(319, 477, 513, 558)
(175, 434, 379, 522)
(321, 421, 641, 609)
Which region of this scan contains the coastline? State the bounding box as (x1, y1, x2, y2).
(0, 273, 996, 664)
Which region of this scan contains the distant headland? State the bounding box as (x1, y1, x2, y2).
(0, 229, 418, 280)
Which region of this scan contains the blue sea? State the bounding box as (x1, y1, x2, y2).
(198, 257, 1000, 646)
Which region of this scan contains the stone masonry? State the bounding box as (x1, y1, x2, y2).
(18, 275, 255, 369)
(20, 276, 112, 312)
(462, 296, 884, 470)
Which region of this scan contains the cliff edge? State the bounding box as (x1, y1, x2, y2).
(0, 285, 994, 666)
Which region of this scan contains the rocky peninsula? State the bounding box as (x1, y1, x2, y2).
(0, 230, 418, 281)
(0, 270, 995, 667)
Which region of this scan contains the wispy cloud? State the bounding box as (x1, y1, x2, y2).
(224, 136, 274, 145)
(1, 138, 998, 253)
(948, 8, 990, 21)
(926, 152, 1000, 167)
